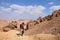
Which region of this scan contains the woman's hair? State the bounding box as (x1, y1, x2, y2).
(22, 22, 24, 25)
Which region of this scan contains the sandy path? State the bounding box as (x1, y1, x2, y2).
(0, 30, 59, 40)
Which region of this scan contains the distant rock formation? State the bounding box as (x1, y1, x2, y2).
(2, 20, 30, 32)
(2, 21, 18, 32)
(37, 9, 60, 22)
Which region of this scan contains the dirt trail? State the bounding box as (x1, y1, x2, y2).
(0, 30, 59, 40)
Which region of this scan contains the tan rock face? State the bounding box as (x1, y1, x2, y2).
(24, 9, 60, 35)
(52, 9, 60, 18)
(37, 17, 43, 22)
(43, 15, 52, 21)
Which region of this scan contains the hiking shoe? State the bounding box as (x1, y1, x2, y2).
(20, 36, 22, 37)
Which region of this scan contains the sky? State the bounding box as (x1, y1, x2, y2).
(0, 0, 60, 20)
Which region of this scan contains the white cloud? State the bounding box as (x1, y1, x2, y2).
(48, 2, 54, 5)
(10, 4, 46, 14)
(0, 4, 46, 14)
(0, 7, 11, 13)
(49, 5, 60, 12)
(0, 4, 46, 20)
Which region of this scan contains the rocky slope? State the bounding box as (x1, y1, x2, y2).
(24, 9, 60, 35)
